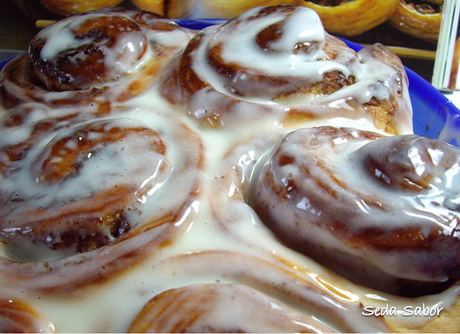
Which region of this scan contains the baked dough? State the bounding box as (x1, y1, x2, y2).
(389, 0, 442, 41)
(301, 0, 400, 36)
(39, 0, 124, 16)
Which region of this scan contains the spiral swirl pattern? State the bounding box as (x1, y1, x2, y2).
(160, 5, 412, 133)
(0, 8, 193, 110)
(252, 126, 460, 296)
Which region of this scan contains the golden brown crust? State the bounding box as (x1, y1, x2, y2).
(166, 0, 198, 18)
(389, 0, 442, 41)
(130, 0, 198, 18)
(39, 0, 124, 16)
(302, 0, 400, 36)
(199, 0, 302, 18)
(130, 0, 166, 16)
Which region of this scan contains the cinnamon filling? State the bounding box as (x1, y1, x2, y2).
(404, 0, 442, 14)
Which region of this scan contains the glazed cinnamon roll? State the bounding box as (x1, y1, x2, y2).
(301, 0, 400, 36)
(128, 283, 337, 333)
(0, 8, 193, 111)
(0, 299, 54, 333)
(127, 250, 392, 333)
(160, 5, 412, 134)
(0, 119, 167, 260)
(252, 126, 460, 297)
(1, 4, 459, 332)
(0, 106, 204, 264)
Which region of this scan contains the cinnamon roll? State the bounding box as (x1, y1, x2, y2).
(0, 8, 193, 111)
(127, 250, 392, 333)
(0, 298, 54, 333)
(0, 104, 204, 287)
(388, 0, 442, 41)
(252, 126, 460, 297)
(160, 5, 412, 134)
(301, 0, 400, 36)
(128, 283, 337, 333)
(0, 118, 170, 260)
(0, 4, 458, 332)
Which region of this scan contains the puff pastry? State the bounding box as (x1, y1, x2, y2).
(130, 0, 198, 17)
(39, 0, 124, 16)
(301, 0, 400, 36)
(199, 0, 302, 18)
(389, 0, 442, 41)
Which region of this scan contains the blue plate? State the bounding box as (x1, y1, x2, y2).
(2, 19, 459, 145)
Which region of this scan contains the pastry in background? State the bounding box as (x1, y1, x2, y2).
(129, 0, 164, 15)
(39, 0, 124, 16)
(301, 0, 400, 36)
(131, 0, 198, 18)
(166, 0, 198, 17)
(198, 0, 301, 18)
(389, 0, 442, 41)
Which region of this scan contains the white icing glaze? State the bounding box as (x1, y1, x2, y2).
(0, 5, 458, 333)
(128, 283, 339, 332)
(0, 9, 192, 110)
(34, 13, 150, 88)
(253, 127, 460, 291)
(162, 6, 412, 135)
(215, 8, 336, 76)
